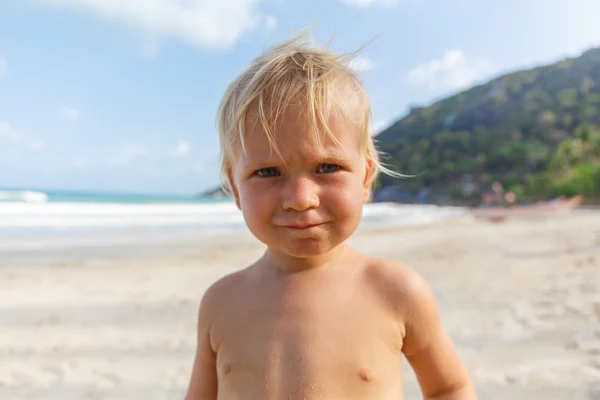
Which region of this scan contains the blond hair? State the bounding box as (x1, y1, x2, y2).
(216, 30, 399, 192)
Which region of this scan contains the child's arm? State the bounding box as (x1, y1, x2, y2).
(399, 268, 477, 400)
(184, 289, 219, 400)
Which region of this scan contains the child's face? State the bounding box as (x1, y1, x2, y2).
(228, 108, 373, 259)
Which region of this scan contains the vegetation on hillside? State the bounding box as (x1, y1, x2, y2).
(374, 47, 600, 204)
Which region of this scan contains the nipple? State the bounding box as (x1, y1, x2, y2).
(358, 369, 373, 382)
(222, 362, 232, 375)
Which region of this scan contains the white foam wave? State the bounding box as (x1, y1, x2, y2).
(0, 202, 470, 253)
(0, 201, 467, 231)
(0, 190, 48, 204)
(362, 203, 468, 226)
(0, 201, 244, 229)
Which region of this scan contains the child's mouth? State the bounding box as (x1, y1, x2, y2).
(283, 223, 324, 230)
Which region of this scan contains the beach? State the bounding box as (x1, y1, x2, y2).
(1, 210, 599, 400)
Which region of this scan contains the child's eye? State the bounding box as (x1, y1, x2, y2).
(317, 163, 341, 173)
(255, 167, 280, 177)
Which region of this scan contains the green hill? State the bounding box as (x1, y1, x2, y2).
(374, 47, 600, 205)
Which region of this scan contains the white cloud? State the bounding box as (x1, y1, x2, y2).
(113, 145, 149, 165)
(338, 0, 400, 7)
(370, 119, 391, 136)
(29, 139, 45, 151)
(348, 56, 375, 73)
(58, 106, 80, 120)
(0, 57, 6, 73)
(0, 122, 20, 142)
(407, 49, 494, 91)
(42, 0, 266, 50)
(0, 123, 45, 157)
(73, 158, 86, 168)
(170, 140, 191, 157)
(8, 151, 22, 161)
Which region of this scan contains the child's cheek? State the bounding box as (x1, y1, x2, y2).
(242, 182, 275, 210)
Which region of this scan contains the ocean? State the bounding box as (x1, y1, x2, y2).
(0, 189, 468, 253)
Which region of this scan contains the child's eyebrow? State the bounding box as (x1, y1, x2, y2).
(312, 149, 350, 162)
(239, 147, 352, 169)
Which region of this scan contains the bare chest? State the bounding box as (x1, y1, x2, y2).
(213, 285, 404, 399)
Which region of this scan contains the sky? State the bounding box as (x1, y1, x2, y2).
(1, 0, 599, 195)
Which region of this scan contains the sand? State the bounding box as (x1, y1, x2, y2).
(1, 211, 599, 400)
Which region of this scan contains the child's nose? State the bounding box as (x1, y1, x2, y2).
(281, 176, 320, 211)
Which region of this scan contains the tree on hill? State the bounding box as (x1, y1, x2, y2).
(374, 47, 600, 204)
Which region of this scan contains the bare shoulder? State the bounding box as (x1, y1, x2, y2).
(362, 257, 441, 350)
(194, 265, 255, 355)
(362, 257, 431, 312)
(198, 266, 252, 317)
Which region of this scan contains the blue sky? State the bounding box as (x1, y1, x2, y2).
(1, 0, 599, 195)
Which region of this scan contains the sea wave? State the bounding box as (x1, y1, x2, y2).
(0, 201, 244, 229)
(0, 190, 49, 204)
(0, 201, 467, 231)
(361, 203, 468, 226)
(0, 201, 469, 253)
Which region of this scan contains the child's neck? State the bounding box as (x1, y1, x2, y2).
(264, 244, 350, 274)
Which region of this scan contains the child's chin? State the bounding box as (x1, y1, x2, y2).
(280, 238, 339, 258)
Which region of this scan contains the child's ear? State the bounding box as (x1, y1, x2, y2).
(227, 168, 242, 210)
(362, 159, 374, 204)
